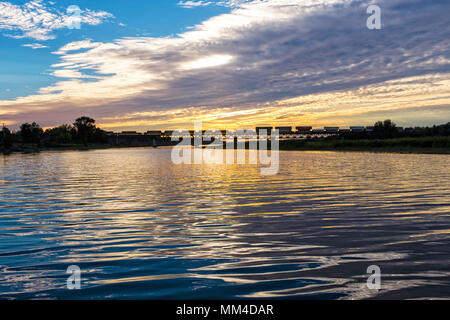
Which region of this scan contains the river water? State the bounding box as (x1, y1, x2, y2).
(0, 148, 449, 299)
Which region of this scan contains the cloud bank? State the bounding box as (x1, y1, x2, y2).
(0, 0, 113, 40)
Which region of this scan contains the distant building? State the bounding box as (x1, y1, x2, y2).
(275, 127, 292, 134)
(296, 126, 312, 132)
(120, 131, 140, 135)
(162, 130, 173, 138)
(311, 129, 326, 133)
(339, 128, 351, 133)
(146, 130, 162, 136)
(350, 126, 365, 132)
(256, 127, 273, 135)
(365, 126, 374, 133)
(324, 127, 339, 133)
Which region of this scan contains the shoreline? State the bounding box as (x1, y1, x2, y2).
(2, 141, 450, 156)
(1, 144, 161, 155)
(278, 146, 450, 154)
(278, 137, 450, 154)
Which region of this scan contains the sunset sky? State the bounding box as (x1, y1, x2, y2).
(0, 0, 449, 131)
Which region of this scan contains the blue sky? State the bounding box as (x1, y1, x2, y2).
(0, 0, 229, 99)
(0, 0, 449, 130)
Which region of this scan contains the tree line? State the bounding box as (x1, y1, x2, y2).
(0, 116, 109, 150)
(374, 120, 450, 138)
(339, 120, 450, 139)
(1, 118, 450, 151)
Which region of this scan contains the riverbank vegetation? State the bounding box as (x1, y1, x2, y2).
(1, 118, 450, 154)
(278, 120, 450, 153)
(280, 136, 450, 153)
(1, 117, 109, 154)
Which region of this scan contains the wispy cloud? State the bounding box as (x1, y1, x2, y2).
(178, 1, 213, 8)
(0, 0, 113, 40)
(21, 43, 48, 49)
(51, 39, 102, 55)
(1, 0, 449, 129)
(178, 0, 255, 8)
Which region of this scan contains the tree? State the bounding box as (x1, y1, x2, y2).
(93, 127, 108, 144)
(374, 119, 398, 138)
(20, 122, 43, 144)
(73, 117, 96, 146)
(45, 125, 73, 145)
(0, 127, 13, 149)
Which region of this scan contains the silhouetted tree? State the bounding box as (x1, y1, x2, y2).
(45, 125, 73, 145)
(93, 127, 108, 144)
(20, 122, 43, 144)
(437, 123, 450, 136)
(73, 116, 96, 146)
(374, 119, 398, 138)
(0, 127, 13, 149)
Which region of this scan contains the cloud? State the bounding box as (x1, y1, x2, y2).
(51, 39, 102, 55)
(178, 0, 251, 8)
(181, 54, 234, 70)
(178, 1, 213, 8)
(1, 0, 449, 129)
(22, 43, 48, 49)
(0, 0, 113, 40)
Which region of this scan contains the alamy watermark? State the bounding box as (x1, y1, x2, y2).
(66, 5, 82, 30)
(171, 122, 279, 176)
(367, 4, 382, 30)
(67, 265, 81, 290)
(366, 265, 381, 290)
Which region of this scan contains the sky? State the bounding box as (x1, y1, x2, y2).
(0, 0, 449, 131)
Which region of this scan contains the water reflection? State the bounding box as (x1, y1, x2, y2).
(0, 149, 450, 299)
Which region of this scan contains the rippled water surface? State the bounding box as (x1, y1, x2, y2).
(1, 148, 450, 299)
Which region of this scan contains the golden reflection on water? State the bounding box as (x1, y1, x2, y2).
(0, 148, 450, 299)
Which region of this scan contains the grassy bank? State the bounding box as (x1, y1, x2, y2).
(42, 143, 114, 151)
(280, 136, 450, 154)
(3, 136, 450, 155)
(2, 143, 121, 154)
(1, 142, 171, 155)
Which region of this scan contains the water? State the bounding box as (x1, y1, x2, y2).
(0, 148, 449, 300)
